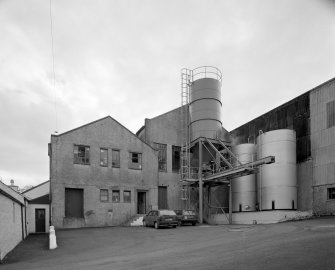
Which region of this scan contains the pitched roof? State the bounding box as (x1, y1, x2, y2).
(51, 116, 156, 151)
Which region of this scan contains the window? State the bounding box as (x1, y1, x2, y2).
(112, 149, 120, 167)
(327, 100, 335, 128)
(153, 143, 167, 172)
(129, 152, 142, 169)
(100, 148, 108, 167)
(100, 189, 109, 202)
(65, 188, 84, 218)
(123, 190, 131, 203)
(74, 145, 90, 165)
(172, 145, 181, 172)
(112, 190, 120, 202)
(328, 188, 335, 200)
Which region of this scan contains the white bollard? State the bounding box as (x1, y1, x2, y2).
(49, 226, 57, 250)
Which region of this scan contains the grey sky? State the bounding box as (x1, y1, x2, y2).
(0, 0, 334, 187)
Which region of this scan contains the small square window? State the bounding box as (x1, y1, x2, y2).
(100, 189, 109, 202)
(112, 190, 120, 202)
(129, 152, 142, 169)
(124, 191, 131, 203)
(327, 188, 335, 200)
(100, 148, 108, 167)
(112, 149, 120, 167)
(74, 145, 90, 165)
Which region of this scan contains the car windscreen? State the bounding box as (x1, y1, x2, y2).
(159, 210, 176, 216)
(183, 210, 196, 215)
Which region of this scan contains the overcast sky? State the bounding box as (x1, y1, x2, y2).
(0, 0, 334, 188)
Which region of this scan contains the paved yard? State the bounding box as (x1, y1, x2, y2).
(2, 217, 335, 270)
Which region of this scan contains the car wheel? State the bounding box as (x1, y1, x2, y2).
(154, 222, 160, 229)
(172, 225, 177, 228)
(143, 220, 147, 227)
(192, 222, 196, 226)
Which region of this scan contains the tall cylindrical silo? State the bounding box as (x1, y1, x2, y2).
(189, 67, 222, 141)
(257, 129, 297, 210)
(231, 144, 257, 212)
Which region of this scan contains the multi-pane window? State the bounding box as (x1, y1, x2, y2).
(74, 145, 90, 165)
(327, 100, 335, 128)
(100, 189, 109, 202)
(327, 188, 335, 200)
(100, 148, 108, 167)
(112, 190, 120, 202)
(123, 190, 131, 203)
(112, 149, 120, 167)
(129, 152, 142, 169)
(172, 145, 181, 172)
(153, 143, 167, 172)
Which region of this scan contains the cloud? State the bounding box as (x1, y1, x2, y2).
(0, 0, 334, 187)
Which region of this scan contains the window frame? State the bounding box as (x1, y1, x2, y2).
(112, 190, 120, 203)
(112, 149, 120, 168)
(123, 190, 131, 203)
(100, 148, 108, 167)
(327, 100, 335, 128)
(73, 145, 90, 165)
(172, 145, 181, 173)
(153, 142, 167, 172)
(129, 152, 142, 170)
(100, 189, 109, 202)
(327, 187, 335, 200)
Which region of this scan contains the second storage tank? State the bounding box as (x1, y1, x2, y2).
(257, 129, 297, 210)
(231, 144, 257, 212)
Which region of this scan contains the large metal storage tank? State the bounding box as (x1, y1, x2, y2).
(189, 67, 222, 141)
(257, 129, 297, 210)
(231, 144, 257, 212)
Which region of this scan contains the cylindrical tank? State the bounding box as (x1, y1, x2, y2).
(231, 144, 257, 212)
(257, 129, 297, 210)
(189, 67, 222, 141)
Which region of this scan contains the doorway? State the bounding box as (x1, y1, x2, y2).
(158, 186, 168, 209)
(35, 208, 46, 233)
(137, 191, 146, 214)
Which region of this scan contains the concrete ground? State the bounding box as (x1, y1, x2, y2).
(2, 217, 335, 270)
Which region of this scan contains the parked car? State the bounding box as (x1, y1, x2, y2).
(174, 209, 198, 226)
(143, 210, 178, 229)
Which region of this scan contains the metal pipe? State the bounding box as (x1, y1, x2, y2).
(199, 140, 203, 224)
(229, 180, 232, 225)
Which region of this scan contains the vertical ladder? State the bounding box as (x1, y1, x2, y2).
(180, 68, 192, 207)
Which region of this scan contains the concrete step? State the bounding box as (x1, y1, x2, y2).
(123, 214, 145, 227)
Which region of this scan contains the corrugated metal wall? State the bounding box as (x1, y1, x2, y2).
(230, 92, 310, 163)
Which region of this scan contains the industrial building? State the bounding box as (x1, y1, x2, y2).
(49, 66, 335, 229)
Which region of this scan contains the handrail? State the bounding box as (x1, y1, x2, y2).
(192, 66, 222, 82)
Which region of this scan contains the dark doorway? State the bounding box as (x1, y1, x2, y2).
(65, 188, 84, 218)
(137, 191, 146, 214)
(35, 209, 46, 233)
(158, 186, 168, 209)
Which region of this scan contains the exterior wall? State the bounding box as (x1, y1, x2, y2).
(0, 194, 24, 261)
(50, 117, 158, 229)
(139, 107, 183, 210)
(297, 160, 313, 211)
(310, 79, 335, 215)
(23, 181, 49, 200)
(27, 204, 50, 234)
